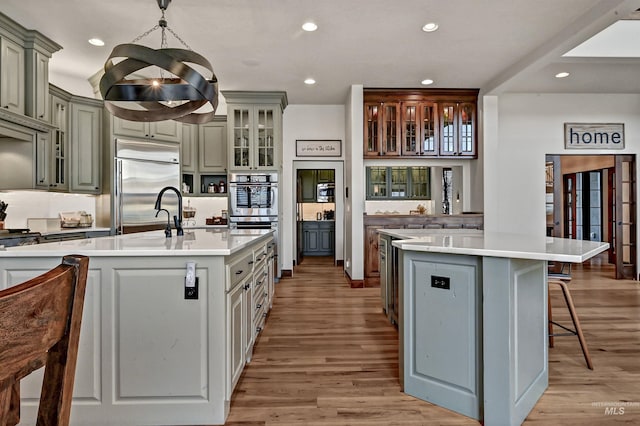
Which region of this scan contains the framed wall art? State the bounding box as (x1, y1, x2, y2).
(295, 139, 342, 157)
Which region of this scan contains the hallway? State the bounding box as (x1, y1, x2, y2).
(224, 256, 640, 425)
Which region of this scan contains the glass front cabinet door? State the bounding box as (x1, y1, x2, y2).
(224, 91, 286, 171)
(439, 102, 476, 157)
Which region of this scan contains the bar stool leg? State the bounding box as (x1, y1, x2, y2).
(557, 280, 594, 370)
(548, 288, 554, 348)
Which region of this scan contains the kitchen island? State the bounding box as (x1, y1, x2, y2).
(385, 229, 608, 426)
(0, 228, 275, 426)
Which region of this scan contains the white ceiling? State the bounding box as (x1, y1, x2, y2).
(2, 0, 640, 104)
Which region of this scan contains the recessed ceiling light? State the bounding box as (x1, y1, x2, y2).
(88, 38, 105, 46)
(421, 79, 434, 85)
(302, 22, 318, 32)
(304, 78, 316, 85)
(422, 22, 439, 32)
(555, 72, 570, 78)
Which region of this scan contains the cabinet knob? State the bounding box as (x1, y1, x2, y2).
(256, 327, 262, 333)
(2, 105, 8, 109)
(256, 303, 262, 309)
(39, 114, 44, 118)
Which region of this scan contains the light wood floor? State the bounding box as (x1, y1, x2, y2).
(224, 255, 640, 425)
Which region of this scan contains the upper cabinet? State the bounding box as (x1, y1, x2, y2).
(0, 36, 25, 114)
(180, 118, 228, 197)
(0, 14, 62, 120)
(199, 120, 227, 173)
(223, 91, 287, 171)
(69, 98, 102, 194)
(36, 90, 69, 191)
(363, 89, 478, 159)
(112, 116, 182, 143)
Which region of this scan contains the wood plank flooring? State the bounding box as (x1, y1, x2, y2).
(224, 256, 640, 425)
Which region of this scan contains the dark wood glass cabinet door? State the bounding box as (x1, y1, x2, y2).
(401, 102, 419, 156)
(439, 102, 476, 157)
(420, 102, 438, 156)
(381, 103, 401, 156)
(364, 102, 381, 157)
(458, 102, 476, 156)
(439, 103, 457, 156)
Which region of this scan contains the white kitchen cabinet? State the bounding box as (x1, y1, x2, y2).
(25, 49, 49, 121)
(47, 94, 69, 190)
(223, 91, 287, 171)
(34, 130, 51, 189)
(226, 273, 247, 397)
(181, 123, 197, 173)
(69, 100, 102, 193)
(181, 117, 228, 197)
(113, 116, 182, 143)
(199, 120, 227, 173)
(0, 36, 25, 114)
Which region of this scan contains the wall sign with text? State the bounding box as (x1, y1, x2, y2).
(296, 139, 342, 157)
(564, 123, 625, 149)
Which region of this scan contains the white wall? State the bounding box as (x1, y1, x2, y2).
(484, 93, 640, 241)
(345, 85, 364, 280)
(282, 105, 345, 271)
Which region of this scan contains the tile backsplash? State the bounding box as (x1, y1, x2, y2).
(365, 200, 435, 215)
(0, 191, 97, 229)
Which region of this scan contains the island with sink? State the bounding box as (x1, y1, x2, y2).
(379, 228, 608, 426)
(0, 228, 275, 426)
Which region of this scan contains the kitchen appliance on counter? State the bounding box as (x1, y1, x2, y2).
(317, 183, 335, 203)
(114, 139, 181, 234)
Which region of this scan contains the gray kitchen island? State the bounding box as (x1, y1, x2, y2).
(384, 229, 608, 426)
(0, 228, 275, 426)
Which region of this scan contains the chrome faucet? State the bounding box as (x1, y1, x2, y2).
(154, 186, 184, 237)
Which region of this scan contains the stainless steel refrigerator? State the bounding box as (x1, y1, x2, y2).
(114, 139, 180, 234)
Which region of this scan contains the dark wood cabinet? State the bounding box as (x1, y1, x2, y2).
(363, 213, 484, 285)
(364, 89, 478, 159)
(364, 102, 401, 157)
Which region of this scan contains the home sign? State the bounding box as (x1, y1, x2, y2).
(564, 123, 624, 150)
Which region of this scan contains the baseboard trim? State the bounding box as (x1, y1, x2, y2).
(281, 269, 293, 278)
(344, 270, 365, 288)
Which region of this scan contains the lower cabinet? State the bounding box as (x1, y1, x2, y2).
(302, 221, 335, 256)
(224, 236, 274, 397)
(227, 274, 247, 396)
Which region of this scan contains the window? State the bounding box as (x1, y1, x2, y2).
(366, 166, 431, 200)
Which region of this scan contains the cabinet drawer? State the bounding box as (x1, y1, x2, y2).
(227, 252, 254, 291)
(253, 244, 268, 267)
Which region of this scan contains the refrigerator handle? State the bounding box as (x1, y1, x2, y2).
(115, 159, 124, 235)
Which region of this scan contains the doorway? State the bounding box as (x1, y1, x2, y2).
(293, 161, 344, 268)
(546, 154, 636, 279)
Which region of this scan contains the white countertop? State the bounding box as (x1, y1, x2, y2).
(387, 229, 609, 262)
(0, 229, 273, 257)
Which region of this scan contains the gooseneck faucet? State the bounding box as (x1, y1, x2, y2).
(155, 208, 172, 238)
(154, 186, 184, 237)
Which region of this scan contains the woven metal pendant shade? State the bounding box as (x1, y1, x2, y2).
(99, 0, 218, 124)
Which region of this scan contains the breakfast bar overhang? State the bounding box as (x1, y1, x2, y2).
(390, 231, 609, 426)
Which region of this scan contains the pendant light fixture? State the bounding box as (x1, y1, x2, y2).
(99, 0, 218, 124)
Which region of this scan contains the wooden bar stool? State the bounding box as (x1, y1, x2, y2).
(0, 254, 89, 426)
(548, 275, 594, 370)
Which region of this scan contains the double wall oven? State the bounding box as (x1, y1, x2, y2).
(229, 172, 278, 229)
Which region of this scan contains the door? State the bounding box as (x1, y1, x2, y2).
(614, 155, 636, 279)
